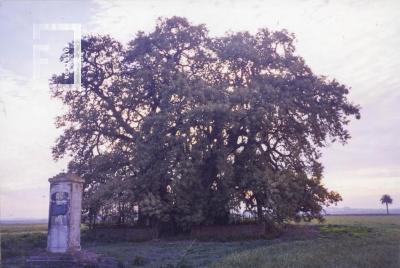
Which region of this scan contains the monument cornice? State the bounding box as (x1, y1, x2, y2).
(48, 173, 85, 184)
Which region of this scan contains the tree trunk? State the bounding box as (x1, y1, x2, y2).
(93, 212, 97, 229)
(255, 196, 264, 222)
(386, 203, 389, 215)
(137, 205, 146, 226)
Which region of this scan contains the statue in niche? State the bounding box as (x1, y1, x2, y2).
(50, 192, 69, 226)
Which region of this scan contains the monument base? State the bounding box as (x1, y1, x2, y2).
(25, 250, 118, 268)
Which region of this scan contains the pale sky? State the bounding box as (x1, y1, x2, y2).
(0, 0, 399, 219)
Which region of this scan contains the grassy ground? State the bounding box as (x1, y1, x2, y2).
(1, 215, 399, 267)
(215, 215, 400, 268)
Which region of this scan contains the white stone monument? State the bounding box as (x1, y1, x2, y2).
(47, 173, 84, 253)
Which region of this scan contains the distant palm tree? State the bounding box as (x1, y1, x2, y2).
(380, 194, 393, 215)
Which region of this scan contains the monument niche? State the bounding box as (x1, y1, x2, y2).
(47, 173, 84, 253)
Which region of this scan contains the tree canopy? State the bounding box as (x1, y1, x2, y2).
(51, 17, 360, 231)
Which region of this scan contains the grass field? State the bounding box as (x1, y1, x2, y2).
(216, 216, 400, 268)
(0, 223, 47, 234)
(1, 215, 399, 267)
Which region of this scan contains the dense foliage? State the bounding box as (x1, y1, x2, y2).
(51, 17, 360, 231)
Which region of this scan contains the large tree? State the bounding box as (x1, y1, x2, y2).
(51, 17, 360, 231)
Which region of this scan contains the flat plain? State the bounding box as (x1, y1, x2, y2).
(1, 215, 399, 267)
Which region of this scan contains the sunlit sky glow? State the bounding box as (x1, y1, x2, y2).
(0, 0, 399, 219)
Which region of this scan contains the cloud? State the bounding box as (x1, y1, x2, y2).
(0, 66, 69, 191)
(0, 187, 49, 219)
(0, 66, 29, 103)
(88, 0, 400, 102)
(352, 167, 400, 178)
